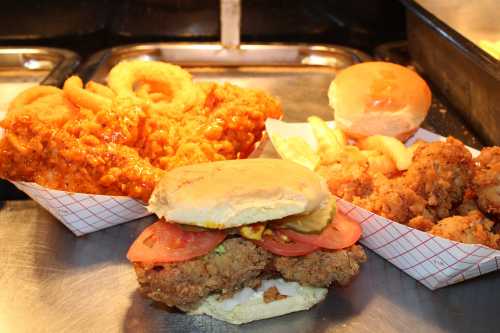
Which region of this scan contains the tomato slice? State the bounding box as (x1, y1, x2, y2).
(280, 212, 361, 250)
(255, 230, 319, 256)
(127, 220, 225, 263)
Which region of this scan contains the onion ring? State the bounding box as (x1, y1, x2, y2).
(9, 86, 61, 110)
(107, 61, 201, 112)
(63, 76, 112, 112)
(85, 81, 116, 99)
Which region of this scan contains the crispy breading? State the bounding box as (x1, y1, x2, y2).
(408, 215, 435, 232)
(473, 147, 500, 216)
(429, 210, 499, 248)
(134, 239, 366, 309)
(403, 137, 474, 219)
(134, 238, 272, 309)
(353, 175, 428, 224)
(274, 245, 366, 287)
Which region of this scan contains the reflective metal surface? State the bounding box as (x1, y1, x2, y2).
(416, 0, 500, 53)
(402, 0, 500, 146)
(0, 47, 80, 86)
(1, 44, 497, 332)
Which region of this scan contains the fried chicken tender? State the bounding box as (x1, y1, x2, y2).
(403, 137, 474, 219)
(318, 147, 374, 201)
(323, 146, 427, 224)
(473, 147, 500, 216)
(428, 211, 499, 249)
(0, 66, 282, 201)
(353, 175, 428, 224)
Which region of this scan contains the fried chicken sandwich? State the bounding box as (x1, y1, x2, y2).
(127, 158, 366, 324)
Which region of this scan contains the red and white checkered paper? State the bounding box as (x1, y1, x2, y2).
(265, 118, 500, 290)
(12, 181, 150, 236)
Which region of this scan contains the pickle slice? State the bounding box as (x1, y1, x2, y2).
(280, 197, 336, 234)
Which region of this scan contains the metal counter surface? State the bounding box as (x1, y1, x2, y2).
(1, 59, 498, 333)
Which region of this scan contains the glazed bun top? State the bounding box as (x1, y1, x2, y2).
(148, 158, 330, 229)
(328, 61, 431, 141)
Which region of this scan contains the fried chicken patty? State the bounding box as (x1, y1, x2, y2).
(134, 238, 271, 308)
(274, 244, 366, 287)
(134, 238, 366, 308)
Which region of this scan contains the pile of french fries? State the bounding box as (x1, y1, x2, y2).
(271, 116, 420, 175)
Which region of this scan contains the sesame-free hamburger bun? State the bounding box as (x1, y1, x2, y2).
(328, 61, 431, 141)
(148, 158, 330, 229)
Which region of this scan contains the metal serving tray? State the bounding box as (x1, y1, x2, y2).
(402, 0, 500, 146)
(0, 47, 79, 85)
(1, 43, 498, 333)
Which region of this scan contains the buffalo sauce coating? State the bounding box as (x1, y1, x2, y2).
(0, 80, 281, 202)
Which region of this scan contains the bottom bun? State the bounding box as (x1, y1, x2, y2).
(188, 279, 328, 325)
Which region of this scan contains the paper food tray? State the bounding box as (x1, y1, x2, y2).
(265, 118, 500, 290)
(12, 181, 150, 236)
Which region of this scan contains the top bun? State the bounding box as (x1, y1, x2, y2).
(148, 158, 330, 229)
(328, 61, 431, 141)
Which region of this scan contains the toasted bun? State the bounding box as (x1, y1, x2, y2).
(148, 158, 330, 229)
(328, 61, 431, 141)
(189, 279, 328, 325)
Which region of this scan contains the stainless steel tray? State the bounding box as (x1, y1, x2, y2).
(0, 46, 79, 85)
(1, 43, 498, 333)
(0, 47, 79, 112)
(402, 0, 500, 146)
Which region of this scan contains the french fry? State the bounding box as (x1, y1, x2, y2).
(361, 150, 397, 175)
(358, 135, 412, 171)
(307, 116, 345, 163)
(332, 127, 347, 146)
(271, 134, 320, 170)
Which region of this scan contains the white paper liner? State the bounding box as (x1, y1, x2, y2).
(265, 118, 500, 290)
(12, 181, 150, 236)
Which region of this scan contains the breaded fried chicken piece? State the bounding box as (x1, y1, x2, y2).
(473, 147, 500, 216)
(134, 238, 366, 309)
(408, 215, 435, 232)
(318, 147, 374, 202)
(403, 137, 474, 219)
(134, 238, 272, 308)
(429, 210, 499, 249)
(274, 245, 367, 287)
(353, 175, 427, 224)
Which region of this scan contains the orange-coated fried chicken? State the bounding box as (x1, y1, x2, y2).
(473, 147, 500, 216)
(0, 74, 282, 201)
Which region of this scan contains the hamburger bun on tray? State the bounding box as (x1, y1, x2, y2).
(128, 159, 366, 325)
(148, 158, 330, 229)
(328, 61, 431, 141)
